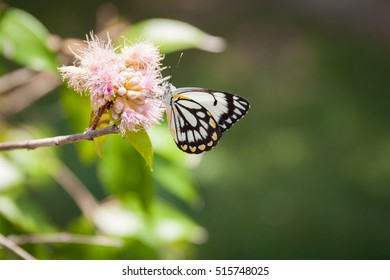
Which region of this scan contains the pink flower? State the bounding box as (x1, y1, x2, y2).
(121, 41, 162, 70)
(59, 34, 165, 132)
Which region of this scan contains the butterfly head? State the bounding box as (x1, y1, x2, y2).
(162, 81, 177, 105)
(162, 81, 176, 95)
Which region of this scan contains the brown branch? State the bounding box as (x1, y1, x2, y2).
(53, 163, 99, 220)
(7, 232, 124, 248)
(0, 68, 37, 95)
(0, 233, 37, 260)
(88, 100, 113, 131)
(0, 125, 120, 151)
(0, 71, 61, 116)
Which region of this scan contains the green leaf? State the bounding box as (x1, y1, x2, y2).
(149, 199, 207, 245)
(92, 108, 112, 159)
(148, 125, 187, 165)
(98, 136, 154, 210)
(125, 129, 154, 171)
(148, 125, 201, 206)
(93, 199, 143, 237)
(153, 160, 201, 206)
(92, 197, 206, 246)
(60, 87, 91, 132)
(4, 126, 60, 180)
(0, 8, 58, 71)
(0, 195, 54, 232)
(0, 155, 24, 193)
(60, 87, 98, 163)
(124, 18, 226, 54)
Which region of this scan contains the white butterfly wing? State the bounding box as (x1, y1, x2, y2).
(176, 88, 250, 132)
(164, 86, 250, 154)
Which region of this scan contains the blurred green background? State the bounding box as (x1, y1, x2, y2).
(1, 0, 390, 259)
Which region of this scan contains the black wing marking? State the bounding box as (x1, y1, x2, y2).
(170, 96, 222, 154)
(165, 87, 250, 154)
(173, 88, 250, 132)
(209, 91, 250, 132)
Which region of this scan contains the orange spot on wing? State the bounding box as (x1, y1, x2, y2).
(180, 144, 188, 151)
(199, 144, 206, 151)
(207, 141, 213, 147)
(173, 94, 191, 100)
(209, 119, 217, 128)
(212, 132, 218, 141)
(170, 127, 176, 137)
(190, 146, 196, 153)
(166, 110, 171, 124)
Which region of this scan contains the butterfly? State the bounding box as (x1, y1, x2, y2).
(163, 83, 250, 154)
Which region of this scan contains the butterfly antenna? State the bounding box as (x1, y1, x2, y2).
(169, 52, 184, 84)
(160, 53, 184, 108)
(175, 52, 184, 72)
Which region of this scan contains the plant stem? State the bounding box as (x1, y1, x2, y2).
(7, 233, 124, 248)
(0, 125, 119, 151)
(0, 234, 37, 260)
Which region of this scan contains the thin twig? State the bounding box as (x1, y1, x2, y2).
(7, 232, 124, 248)
(88, 100, 113, 131)
(0, 125, 120, 151)
(53, 163, 99, 220)
(0, 68, 37, 95)
(0, 233, 37, 260)
(0, 71, 61, 116)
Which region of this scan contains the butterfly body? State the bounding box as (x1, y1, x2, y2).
(163, 83, 250, 154)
